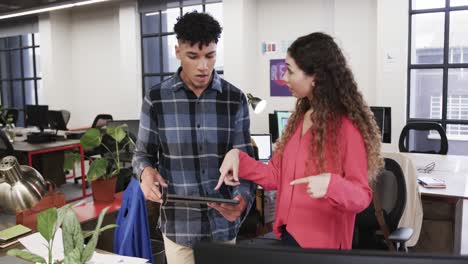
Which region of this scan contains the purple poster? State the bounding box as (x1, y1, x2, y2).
(270, 59, 291, 97)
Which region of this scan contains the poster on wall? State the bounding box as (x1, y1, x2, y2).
(270, 59, 291, 97)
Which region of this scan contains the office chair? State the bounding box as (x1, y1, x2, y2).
(91, 114, 113, 128)
(399, 122, 448, 155)
(353, 158, 413, 252)
(84, 114, 114, 158)
(0, 130, 14, 158)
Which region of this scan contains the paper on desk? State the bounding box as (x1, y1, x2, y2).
(18, 229, 64, 261)
(87, 252, 148, 264)
(17, 229, 148, 264)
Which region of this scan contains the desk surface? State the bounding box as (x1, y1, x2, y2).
(12, 139, 81, 152)
(404, 153, 468, 199)
(72, 192, 122, 223)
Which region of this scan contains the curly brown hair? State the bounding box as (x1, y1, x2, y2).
(275, 32, 383, 182)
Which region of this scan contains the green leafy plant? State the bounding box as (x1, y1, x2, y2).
(0, 105, 15, 126)
(7, 206, 66, 264)
(7, 205, 117, 264)
(61, 206, 117, 264)
(64, 124, 135, 182)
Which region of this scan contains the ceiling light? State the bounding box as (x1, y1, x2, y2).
(0, 0, 114, 20)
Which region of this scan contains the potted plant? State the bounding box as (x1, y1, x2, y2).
(65, 124, 135, 203)
(7, 205, 116, 264)
(0, 105, 16, 142)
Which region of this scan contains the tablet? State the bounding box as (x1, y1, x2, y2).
(165, 194, 240, 205)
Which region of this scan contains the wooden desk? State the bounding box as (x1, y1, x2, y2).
(403, 153, 468, 254)
(12, 139, 90, 202)
(0, 194, 123, 258)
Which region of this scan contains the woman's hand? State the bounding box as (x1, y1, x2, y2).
(215, 149, 240, 190)
(290, 173, 331, 198)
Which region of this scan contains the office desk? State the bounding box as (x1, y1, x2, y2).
(12, 139, 90, 203)
(0, 194, 123, 258)
(404, 153, 468, 199)
(403, 153, 468, 254)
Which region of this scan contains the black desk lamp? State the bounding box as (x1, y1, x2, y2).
(247, 93, 267, 114)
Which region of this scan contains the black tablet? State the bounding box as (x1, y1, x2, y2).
(165, 194, 240, 205)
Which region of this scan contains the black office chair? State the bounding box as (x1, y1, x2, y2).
(91, 114, 113, 128)
(353, 158, 413, 252)
(0, 130, 14, 159)
(398, 122, 448, 155)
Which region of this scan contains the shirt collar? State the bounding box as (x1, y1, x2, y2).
(171, 67, 222, 93)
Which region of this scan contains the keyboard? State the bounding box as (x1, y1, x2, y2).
(26, 132, 58, 143)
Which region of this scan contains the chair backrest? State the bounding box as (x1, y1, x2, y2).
(376, 158, 407, 231)
(399, 122, 448, 155)
(353, 157, 407, 250)
(0, 130, 14, 158)
(91, 114, 113, 128)
(61, 110, 71, 126)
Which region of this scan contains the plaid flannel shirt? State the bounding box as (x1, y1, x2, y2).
(132, 69, 255, 248)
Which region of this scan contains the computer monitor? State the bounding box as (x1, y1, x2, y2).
(106, 119, 140, 138)
(194, 243, 468, 264)
(269, 111, 292, 143)
(47, 110, 67, 131)
(25, 105, 49, 132)
(370, 106, 391, 143)
(251, 134, 272, 162)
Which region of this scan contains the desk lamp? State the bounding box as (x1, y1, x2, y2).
(0, 156, 47, 214)
(247, 93, 267, 114)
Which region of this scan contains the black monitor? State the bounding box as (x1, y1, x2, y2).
(47, 110, 68, 131)
(194, 243, 468, 264)
(25, 105, 49, 132)
(269, 111, 292, 143)
(370, 106, 392, 143)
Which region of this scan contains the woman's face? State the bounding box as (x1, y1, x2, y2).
(283, 54, 315, 99)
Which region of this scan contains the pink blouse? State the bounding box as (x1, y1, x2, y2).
(239, 117, 372, 249)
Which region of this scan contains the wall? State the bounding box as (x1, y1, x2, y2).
(37, 0, 407, 151)
(38, 0, 141, 128)
(224, 0, 379, 137)
(376, 0, 408, 152)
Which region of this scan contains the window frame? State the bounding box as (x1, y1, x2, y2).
(407, 0, 468, 139)
(0, 33, 41, 126)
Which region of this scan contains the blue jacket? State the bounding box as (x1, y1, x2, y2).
(113, 178, 153, 262)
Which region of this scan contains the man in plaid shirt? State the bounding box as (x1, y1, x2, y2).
(132, 11, 255, 264)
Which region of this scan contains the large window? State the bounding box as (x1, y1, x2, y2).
(140, 0, 223, 95)
(408, 0, 468, 155)
(0, 33, 41, 126)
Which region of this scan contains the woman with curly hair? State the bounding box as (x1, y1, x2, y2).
(214, 32, 384, 249)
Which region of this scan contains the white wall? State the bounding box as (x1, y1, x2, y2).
(39, 0, 141, 128)
(376, 0, 408, 152)
(224, 0, 379, 136)
(334, 0, 377, 104)
(37, 0, 407, 151)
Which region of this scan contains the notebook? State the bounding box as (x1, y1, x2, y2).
(0, 225, 32, 242)
(417, 176, 446, 188)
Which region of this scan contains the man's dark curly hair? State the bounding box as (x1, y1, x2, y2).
(174, 11, 222, 49)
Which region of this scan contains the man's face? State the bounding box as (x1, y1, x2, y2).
(176, 41, 217, 92)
